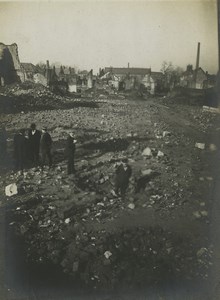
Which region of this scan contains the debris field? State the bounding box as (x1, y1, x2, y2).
(0, 84, 218, 293)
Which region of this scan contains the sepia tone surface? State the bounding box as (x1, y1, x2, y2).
(0, 1, 220, 299)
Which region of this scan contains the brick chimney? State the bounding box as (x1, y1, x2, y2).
(195, 42, 200, 70)
(46, 60, 50, 85)
(194, 43, 200, 85)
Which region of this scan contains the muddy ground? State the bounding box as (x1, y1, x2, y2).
(0, 85, 220, 299)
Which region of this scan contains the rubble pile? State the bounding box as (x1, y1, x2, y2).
(6, 170, 212, 289)
(197, 109, 219, 131)
(0, 83, 61, 113)
(1, 94, 216, 290)
(0, 82, 99, 114)
(0, 82, 58, 100)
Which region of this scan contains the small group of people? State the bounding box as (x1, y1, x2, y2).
(13, 123, 53, 173)
(1, 122, 133, 197)
(0, 123, 76, 175)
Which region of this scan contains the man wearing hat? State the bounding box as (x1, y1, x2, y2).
(28, 123, 41, 165)
(40, 127, 53, 168)
(115, 158, 132, 198)
(13, 128, 27, 173)
(0, 126, 7, 162)
(65, 132, 76, 174)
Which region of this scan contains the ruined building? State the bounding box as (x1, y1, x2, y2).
(21, 63, 37, 81)
(87, 69, 93, 88)
(0, 43, 24, 85)
(179, 42, 215, 89)
(102, 65, 164, 94)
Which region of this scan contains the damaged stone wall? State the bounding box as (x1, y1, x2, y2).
(33, 73, 47, 87)
(0, 43, 24, 85)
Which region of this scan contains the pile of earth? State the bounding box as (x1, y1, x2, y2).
(0, 82, 99, 114)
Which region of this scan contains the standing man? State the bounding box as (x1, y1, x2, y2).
(65, 133, 76, 174)
(14, 129, 26, 174)
(115, 159, 132, 198)
(0, 126, 7, 162)
(28, 123, 41, 166)
(40, 127, 52, 168)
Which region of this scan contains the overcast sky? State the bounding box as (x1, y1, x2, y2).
(0, 1, 218, 74)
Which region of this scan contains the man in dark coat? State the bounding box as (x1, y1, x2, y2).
(115, 159, 132, 198)
(40, 127, 52, 168)
(0, 126, 7, 162)
(65, 133, 76, 174)
(28, 123, 41, 165)
(14, 129, 26, 173)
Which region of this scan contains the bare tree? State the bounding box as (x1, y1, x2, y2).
(161, 61, 184, 90)
(35, 61, 46, 75)
(160, 61, 174, 75)
(36, 61, 46, 68)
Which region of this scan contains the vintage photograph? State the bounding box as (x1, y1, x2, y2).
(0, 1, 219, 299)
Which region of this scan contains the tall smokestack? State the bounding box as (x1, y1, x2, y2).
(46, 60, 50, 85)
(195, 42, 200, 70)
(128, 62, 130, 69)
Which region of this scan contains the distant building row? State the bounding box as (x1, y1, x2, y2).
(179, 64, 216, 89)
(99, 66, 164, 94)
(0, 43, 216, 95)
